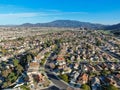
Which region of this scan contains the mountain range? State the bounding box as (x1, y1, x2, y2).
(20, 20, 120, 30)
(4, 20, 120, 30)
(21, 20, 105, 30)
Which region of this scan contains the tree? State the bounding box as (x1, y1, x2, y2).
(66, 59, 71, 64)
(106, 85, 118, 90)
(13, 59, 19, 66)
(2, 82, 8, 88)
(2, 70, 10, 77)
(59, 74, 69, 82)
(45, 52, 50, 58)
(1, 48, 7, 55)
(27, 54, 32, 63)
(16, 64, 23, 75)
(17, 37, 23, 41)
(40, 58, 46, 66)
(101, 70, 110, 76)
(95, 38, 102, 46)
(81, 84, 91, 90)
(8, 72, 17, 83)
(20, 85, 30, 90)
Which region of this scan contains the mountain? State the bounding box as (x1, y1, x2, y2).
(21, 20, 105, 30)
(0, 20, 120, 30)
(105, 23, 120, 30)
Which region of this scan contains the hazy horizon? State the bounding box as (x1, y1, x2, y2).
(0, 19, 118, 26)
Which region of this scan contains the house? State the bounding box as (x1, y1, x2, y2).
(35, 52, 44, 60)
(77, 73, 88, 84)
(33, 73, 45, 83)
(106, 77, 117, 86)
(83, 65, 88, 71)
(56, 56, 66, 66)
(71, 56, 75, 61)
(28, 62, 39, 72)
(73, 71, 80, 81)
(74, 63, 79, 69)
(62, 67, 72, 74)
(91, 77, 101, 90)
(114, 73, 120, 86)
(115, 73, 120, 79)
(49, 63, 55, 69)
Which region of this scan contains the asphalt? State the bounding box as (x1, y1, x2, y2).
(45, 59, 69, 90)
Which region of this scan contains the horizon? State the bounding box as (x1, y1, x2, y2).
(0, 0, 120, 25)
(0, 19, 117, 26)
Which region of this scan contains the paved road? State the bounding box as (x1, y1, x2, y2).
(45, 58, 69, 90)
(42, 85, 61, 90)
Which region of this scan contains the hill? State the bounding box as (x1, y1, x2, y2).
(1, 20, 119, 30)
(105, 23, 120, 30)
(21, 20, 105, 30)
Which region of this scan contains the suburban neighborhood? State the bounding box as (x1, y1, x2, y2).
(0, 28, 120, 90)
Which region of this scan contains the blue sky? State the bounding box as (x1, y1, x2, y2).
(0, 0, 120, 25)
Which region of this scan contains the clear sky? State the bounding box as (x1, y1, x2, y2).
(0, 0, 120, 25)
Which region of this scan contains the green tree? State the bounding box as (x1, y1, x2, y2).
(13, 59, 19, 66)
(66, 59, 71, 64)
(96, 39, 101, 46)
(59, 74, 69, 83)
(101, 70, 110, 76)
(2, 81, 11, 88)
(20, 85, 30, 90)
(106, 85, 118, 90)
(16, 64, 23, 75)
(1, 48, 7, 55)
(45, 52, 50, 58)
(8, 72, 17, 83)
(2, 70, 9, 77)
(40, 58, 46, 66)
(81, 84, 91, 90)
(27, 54, 32, 63)
(17, 37, 23, 41)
